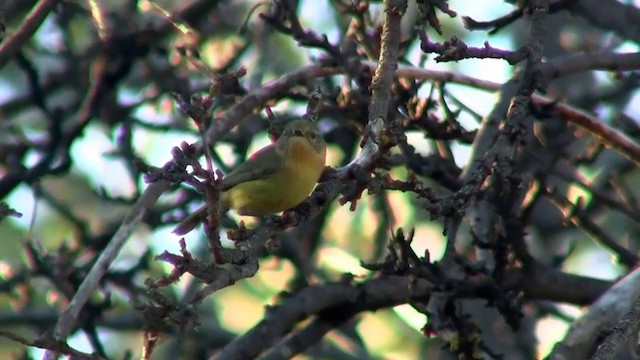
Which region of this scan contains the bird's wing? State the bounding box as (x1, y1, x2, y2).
(221, 144, 283, 190)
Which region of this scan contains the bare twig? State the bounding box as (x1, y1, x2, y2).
(0, 329, 99, 359)
(0, 0, 61, 69)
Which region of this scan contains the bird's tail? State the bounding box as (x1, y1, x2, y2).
(173, 205, 207, 235)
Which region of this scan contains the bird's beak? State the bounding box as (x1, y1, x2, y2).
(293, 129, 304, 137)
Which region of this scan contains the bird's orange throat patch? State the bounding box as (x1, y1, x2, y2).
(288, 138, 325, 165)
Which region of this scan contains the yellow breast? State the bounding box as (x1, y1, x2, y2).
(224, 138, 325, 216)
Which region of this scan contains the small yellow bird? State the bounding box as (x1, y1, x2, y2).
(174, 119, 326, 235)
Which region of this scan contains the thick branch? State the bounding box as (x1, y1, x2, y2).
(211, 276, 434, 360)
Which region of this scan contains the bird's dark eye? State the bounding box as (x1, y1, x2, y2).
(309, 132, 317, 139)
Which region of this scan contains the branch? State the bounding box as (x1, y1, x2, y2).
(540, 52, 640, 81)
(590, 294, 640, 360)
(0, 0, 61, 69)
(421, 34, 528, 64)
(547, 266, 640, 360)
(211, 275, 434, 360)
(0, 329, 98, 359)
(213, 262, 611, 360)
(0, 308, 235, 346)
(367, 0, 407, 125)
(45, 183, 167, 359)
(570, 0, 640, 44)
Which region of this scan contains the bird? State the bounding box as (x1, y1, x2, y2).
(173, 119, 326, 235)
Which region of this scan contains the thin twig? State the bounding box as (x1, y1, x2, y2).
(0, 0, 61, 69)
